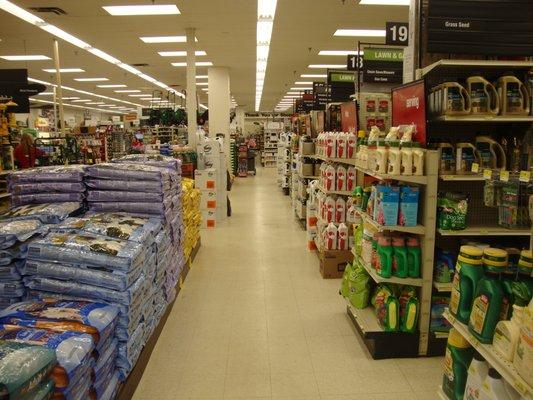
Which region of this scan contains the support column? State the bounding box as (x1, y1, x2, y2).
(52, 39, 65, 134)
(185, 28, 198, 147)
(207, 66, 231, 168)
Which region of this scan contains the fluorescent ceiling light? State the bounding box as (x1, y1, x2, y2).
(196, 82, 208, 86)
(319, 50, 362, 56)
(158, 51, 206, 57)
(42, 68, 85, 73)
(1, 55, 50, 61)
(199, 104, 208, 110)
(30, 98, 126, 115)
(86, 102, 104, 105)
(128, 94, 150, 97)
(103, 5, 180, 16)
(140, 36, 196, 43)
(115, 90, 141, 93)
(284, 95, 300, 99)
(62, 97, 80, 100)
(37, 92, 54, 95)
(334, 29, 386, 37)
(74, 78, 109, 82)
(88, 48, 121, 64)
(97, 84, 127, 88)
(286, 92, 299, 95)
(171, 61, 213, 67)
(290, 87, 312, 90)
(295, 81, 313, 85)
(201, 88, 209, 91)
(359, 0, 409, 4)
(257, 21, 273, 44)
(308, 64, 346, 69)
(140, 97, 161, 100)
(301, 74, 327, 78)
(196, 75, 208, 79)
(40, 25, 91, 49)
(71, 99, 91, 103)
(258, 0, 277, 18)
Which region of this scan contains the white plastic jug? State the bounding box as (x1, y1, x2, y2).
(346, 132, 357, 159)
(324, 165, 336, 191)
(336, 197, 346, 223)
(324, 196, 336, 223)
(326, 132, 336, 158)
(336, 165, 347, 191)
(346, 166, 356, 192)
(467, 76, 500, 116)
(336, 132, 347, 158)
(337, 223, 349, 250)
(325, 222, 338, 250)
(497, 76, 531, 116)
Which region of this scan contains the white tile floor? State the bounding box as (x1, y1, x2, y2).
(132, 167, 443, 400)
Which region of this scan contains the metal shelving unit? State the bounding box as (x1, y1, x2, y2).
(438, 226, 532, 236)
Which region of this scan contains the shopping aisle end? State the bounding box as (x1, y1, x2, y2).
(132, 167, 441, 400)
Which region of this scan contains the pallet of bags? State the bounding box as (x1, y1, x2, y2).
(0, 218, 48, 310)
(8, 165, 86, 206)
(0, 203, 85, 224)
(0, 299, 119, 399)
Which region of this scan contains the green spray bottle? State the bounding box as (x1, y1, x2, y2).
(406, 236, 421, 278)
(376, 235, 393, 278)
(392, 236, 409, 278)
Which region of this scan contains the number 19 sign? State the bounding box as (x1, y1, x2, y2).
(386, 22, 409, 46)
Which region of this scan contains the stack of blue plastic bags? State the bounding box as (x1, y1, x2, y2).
(9, 165, 86, 206)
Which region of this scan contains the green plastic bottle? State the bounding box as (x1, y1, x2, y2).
(392, 236, 408, 278)
(442, 328, 474, 400)
(468, 248, 506, 344)
(518, 250, 533, 296)
(406, 236, 421, 278)
(376, 235, 393, 278)
(449, 245, 484, 324)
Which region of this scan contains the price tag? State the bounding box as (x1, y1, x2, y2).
(471, 163, 479, 173)
(500, 171, 510, 182)
(513, 378, 527, 395)
(483, 169, 492, 180)
(519, 170, 531, 183)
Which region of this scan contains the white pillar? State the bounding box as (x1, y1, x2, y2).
(207, 66, 231, 168)
(52, 39, 65, 134)
(186, 28, 198, 147)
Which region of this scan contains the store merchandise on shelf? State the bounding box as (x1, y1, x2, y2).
(181, 178, 201, 261)
(276, 132, 291, 193)
(262, 130, 279, 167)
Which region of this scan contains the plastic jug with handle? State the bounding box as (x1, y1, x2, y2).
(475, 136, 507, 170)
(456, 142, 481, 174)
(467, 76, 500, 116)
(430, 82, 471, 116)
(497, 76, 531, 116)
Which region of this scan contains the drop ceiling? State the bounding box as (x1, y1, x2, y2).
(0, 0, 407, 112)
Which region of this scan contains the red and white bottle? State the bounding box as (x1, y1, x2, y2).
(336, 165, 347, 191)
(324, 196, 336, 223)
(346, 166, 356, 192)
(324, 165, 336, 191)
(336, 132, 347, 158)
(325, 132, 336, 158)
(347, 131, 357, 159)
(335, 197, 346, 223)
(325, 222, 338, 250)
(337, 223, 349, 250)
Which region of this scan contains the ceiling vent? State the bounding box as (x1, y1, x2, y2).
(131, 63, 149, 67)
(29, 7, 67, 15)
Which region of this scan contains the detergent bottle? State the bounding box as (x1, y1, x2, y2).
(449, 245, 484, 324)
(335, 197, 346, 223)
(337, 223, 349, 250)
(346, 166, 356, 192)
(325, 222, 338, 250)
(468, 248, 507, 344)
(336, 132, 347, 158)
(475, 136, 506, 170)
(406, 236, 422, 278)
(392, 236, 408, 278)
(336, 164, 347, 191)
(324, 196, 336, 223)
(479, 369, 521, 400)
(376, 235, 393, 278)
(324, 164, 336, 191)
(497, 76, 531, 116)
(326, 132, 336, 158)
(493, 305, 524, 362)
(346, 131, 357, 159)
(442, 328, 474, 400)
(467, 76, 500, 116)
(464, 351, 489, 400)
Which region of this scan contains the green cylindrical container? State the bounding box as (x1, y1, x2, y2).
(442, 328, 474, 400)
(518, 250, 533, 295)
(376, 236, 393, 278)
(468, 248, 506, 344)
(406, 236, 421, 278)
(392, 236, 408, 278)
(449, 245, 484, 324)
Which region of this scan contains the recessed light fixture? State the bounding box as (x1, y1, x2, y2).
(286, 92, 299, 95)
(1, 55, 50, 61)
(308, 64, 347, 69)
(37, 92, 54, 96)
(301, 74, 327, 78)
(158, 51, 206, 57)
(171, 61, 213, 67)
(294, 81, 313, 85)
(290, 87, 312, 90)
(196, 75, 208, 79)
(71, 99, 92, 103)
(359, 0, 409, 4)
(30, 98, 126, 115)
(74, 78, 109, 82)
(318, 50, 362, 56)
(62, 97, 80, 100)
(283, 95, 300, 99)
(86, 102, 104, 105)
(333, 29, 386, 37)
(196, 82, 208, 86)
(128, 94, 150, 97)
(115, 90, 141, 93)
(140, 97, 161, 100)
(102, 5, 180, 16)
(140, 36, 197, 43)
(255, 0, 278, 111)
(201, 88, 209, 92)
(42, 68, 85, 73)
(97, 84, 127, 88)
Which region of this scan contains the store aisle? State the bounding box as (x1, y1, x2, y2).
(133, 167, 441, 400)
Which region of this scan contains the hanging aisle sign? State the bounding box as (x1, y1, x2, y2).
(313, 82, 331, 109)
(327, 71, 355, 102)
(362, 48, 403, 84)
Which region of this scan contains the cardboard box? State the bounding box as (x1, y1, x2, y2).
(200, 190, 217, 209)
(317, 249, 353, 279)
(300, 163, 314, 177)
(300, 140, 315, 155)
(201, 210, 216, 228)
(195, 169, 217, 190)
